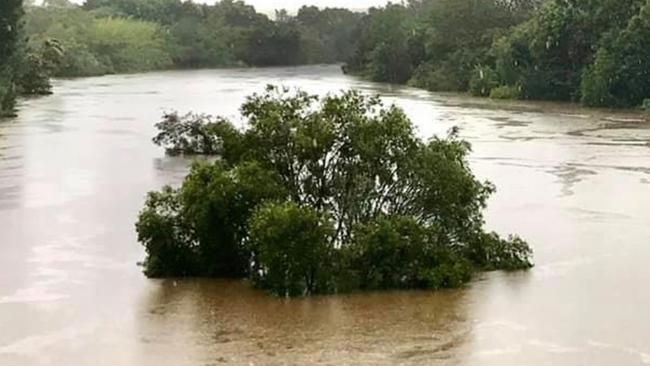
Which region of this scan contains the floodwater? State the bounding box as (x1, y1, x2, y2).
(1, 65, 649, 365)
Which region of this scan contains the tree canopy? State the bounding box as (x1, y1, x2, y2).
(0, 0, 24, 117)
(344, 0, 650, 108)
(21, 0, 362, 77)
(137, 86, 533, 297)
(15, 0, 650, 109)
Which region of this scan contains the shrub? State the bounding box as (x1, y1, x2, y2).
(469, 66, 500, 97)
(468, 232, 533, 270)
(346, 216, 474, 290)
(137, 87, 533, 295)
(153, 112, 222, 156)
(135, 186, 200, 278)
(581, 2, 650, 107)
(249, 202, 335, 297)
(87, 17, 173, 73)
(489, 85, 522, 100)
(581, 57, 616, 107)
(136, 161, 286, 278)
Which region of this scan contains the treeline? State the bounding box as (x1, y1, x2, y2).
(1, 0, 362, 117)
(345, 0, 650, 108)
(138, 87, 532, 296)
(24, 0, 361, 77)
(0, 0, 23, 117)
(4, 0, 649, 117)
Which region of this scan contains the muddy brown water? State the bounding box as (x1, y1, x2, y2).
(1, 65, 650, 365)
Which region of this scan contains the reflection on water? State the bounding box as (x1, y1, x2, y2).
(1, 65, 650, 365)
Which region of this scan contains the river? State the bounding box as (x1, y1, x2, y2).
(1, 65, 649, 365)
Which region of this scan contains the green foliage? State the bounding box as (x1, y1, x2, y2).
(136, 87, 533, 296)
(0, 0, 23, 117)
(136, 186, 199, 277)
(490, 85, 522, 100)
(581, 1, 650, 107)
(469, 66, 500, 97)
(249, 202, 335, 297)
(347, 0, 536, 90)
(345, 0, 649, 108)
(346, 4, 422, 83)
(643, 99, 650, 112)
(136, 161, 286, 278)
(346, 216, 473, 290)
(153, 113, 222, 156)
(16, 39, 64, 95)
(296, 6, 362, 64)
(24, 3, 172, 76)
(87, 17, 172, 74)
(468, 232, 533, 270)
(23, 0, 364, 76)
(488, 0, 648, 105)
(179, 161, 287, 277)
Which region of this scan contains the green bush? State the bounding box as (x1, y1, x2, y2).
(249, 202, 335, 297)
(580, 52, 617, 107)
(0, 72, 18, 118)
(489, 85, 522, 100)
(410, 61, 467, 92)
(136, 161, 286, 278)
(581, 2, 650, 107)
(0, 0, 23, 117)
(136, 87, 533, 296)
(643, 99, 650, 112)
(468, 232, 533, 271)
(88, 17, 173, 74)
(469, 66, 499, 97)
(347, 216, 474, 290)
(135, 186, 200, 277)
(152, 112, 223, 156)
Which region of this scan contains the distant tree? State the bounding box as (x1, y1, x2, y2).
(87, 17, 172, 73)
(482, 0, 647, 102)
(581, 1, 650, 107)
(0, 0, 24, 117)
(296, 6, 362, 63)
(346, 4, 420, 83)
(17, 39, 64, 95)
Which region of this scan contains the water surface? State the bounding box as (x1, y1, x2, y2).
(1, 65, 649, 365)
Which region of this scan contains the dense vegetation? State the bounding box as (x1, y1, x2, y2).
(0, 0, 24, 117)
(21, 0, 362, 78)
(9, 0, 650, 111)
(345, 0, 650, 108)
(137, 87, 532, 297)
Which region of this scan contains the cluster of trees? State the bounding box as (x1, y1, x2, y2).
(345, 0, 650, 108)
(8, 0, 649, 113)
(21, 0, 362, 78)
(2, 0, 362, 116)
(137, 87, 532, 297)
(0, 0, 24, 117)
(344, 0, 540, 89)
(1, 0, 67, 117)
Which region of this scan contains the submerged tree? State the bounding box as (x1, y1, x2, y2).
(137, 86, 532, 296)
